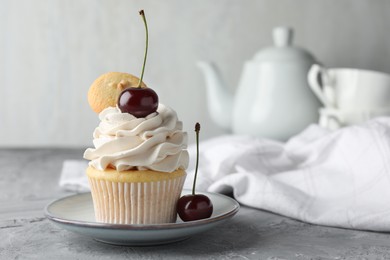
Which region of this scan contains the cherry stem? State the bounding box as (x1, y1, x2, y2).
(192, 123, 201, 196)
(137, 10, 148, 88)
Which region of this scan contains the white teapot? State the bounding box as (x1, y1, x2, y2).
(198, 27, 321, 140)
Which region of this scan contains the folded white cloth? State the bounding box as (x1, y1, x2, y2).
(60, 160, 89, 192)
(60, 118, 390, 231)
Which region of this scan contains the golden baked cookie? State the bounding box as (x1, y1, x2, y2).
(88, 72, 147, 113)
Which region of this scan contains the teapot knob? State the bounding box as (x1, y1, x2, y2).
(273, 27, 293, 47)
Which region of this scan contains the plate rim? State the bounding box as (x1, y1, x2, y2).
(44, 189, 240, 230)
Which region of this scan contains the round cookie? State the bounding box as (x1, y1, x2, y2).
(88, 72, 147, 113)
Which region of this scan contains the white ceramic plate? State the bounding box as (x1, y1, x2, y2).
(44, 189, 240, 246)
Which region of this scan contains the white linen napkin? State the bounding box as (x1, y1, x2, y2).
(59, 160, 89, 192)
(60, 118, 390, 231)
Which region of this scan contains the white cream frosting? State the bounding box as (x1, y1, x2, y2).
(84, 104, 189, 172)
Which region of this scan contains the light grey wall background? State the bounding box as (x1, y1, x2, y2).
(1, 0, 390, 147)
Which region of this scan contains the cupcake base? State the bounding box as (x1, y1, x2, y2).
(87, 166, 186, 224)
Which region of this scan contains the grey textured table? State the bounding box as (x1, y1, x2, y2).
(1, 148, 390, 259)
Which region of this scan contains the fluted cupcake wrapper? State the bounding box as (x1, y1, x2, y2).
(88, 175, 186, 224)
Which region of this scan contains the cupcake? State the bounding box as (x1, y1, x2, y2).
(83, 10, 188, 224)
(84, 104, 188, 224)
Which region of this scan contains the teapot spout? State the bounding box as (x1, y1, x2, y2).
(197, 61, 233, 130)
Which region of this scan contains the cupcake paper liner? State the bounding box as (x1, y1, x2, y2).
(88, 175, 186, 224)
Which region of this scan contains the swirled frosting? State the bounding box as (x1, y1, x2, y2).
(84, 104, 189, 172)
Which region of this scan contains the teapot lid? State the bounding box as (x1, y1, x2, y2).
(253, 27, 315, 62)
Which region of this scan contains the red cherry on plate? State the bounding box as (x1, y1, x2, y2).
(177, 194, 213, 221)
(117, 87, 158, 118)
(177, 123, 213, 222)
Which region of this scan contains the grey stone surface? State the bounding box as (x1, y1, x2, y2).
(1, 148, 390, 259)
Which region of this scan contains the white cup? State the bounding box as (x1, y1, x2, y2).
(308, 64, 390, 110)
(319, 107, 390, 130)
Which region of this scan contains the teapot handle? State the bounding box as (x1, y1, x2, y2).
(308, 64, 334, 108)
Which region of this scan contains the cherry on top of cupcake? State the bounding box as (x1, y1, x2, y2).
(87, 10, 159, 118)
(117, 10, 158, 118)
